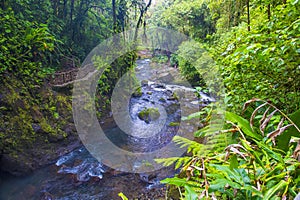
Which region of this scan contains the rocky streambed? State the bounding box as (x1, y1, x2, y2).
(0, 58, 214, 199)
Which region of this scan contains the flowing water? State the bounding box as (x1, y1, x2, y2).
(0, 59, 214, 200)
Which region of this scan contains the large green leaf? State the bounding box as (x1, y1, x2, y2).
(160, 177, 187, 187)
(225, 111, 262, 140)
(209, 164, 244, 185)
(184, 185, 198, 200)
(209, 178, 241, 191)
(254, 139, 284, 163)
(263, 180, 288, 200)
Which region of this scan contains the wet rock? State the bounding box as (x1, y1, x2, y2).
(32, 123, 43, 134)
(173, 89, 185, 99)
(165, 88, 173, 94)
(57, 156, 105, 182)
(141, 80, 148, 86)
(139, 173, 157, 183)
(166, 103, 180, 115)
(152, 83, 166, 89)
(167, 92, 179, 101)
(0, 76, 83, 177)
(40, 192, 54, 200)
(0, 154, 34, 176)
(48, 130, 66, 142)
(56, 150, 76, 166)
(139, 167, 177, 185)
(63, 124, 76, 135)
(157, 72, 174, 83)
(142, 98, 150, 102)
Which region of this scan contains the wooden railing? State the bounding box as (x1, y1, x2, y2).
(50, 68, 79, 87)
(50, 55, 80, 87)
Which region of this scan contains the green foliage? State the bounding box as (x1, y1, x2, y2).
(169, 122, 180, 127)
(215, 1, 300, 113)
(0, 7, 55, 80)
(152, 54, 169, 63)
(175, 41, 206, 87)
(151, 0, 299, 114)
(151, 0, 216, 39)
(1, 0, 136, 76)
(152, 0, 299, 199)
(95, 51, 137, 97)
(160, 100, 300, 199)
(0, 76, 74, 171)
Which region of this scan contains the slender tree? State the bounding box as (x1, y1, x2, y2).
(112, 0, 117, 33)
(134, 0, 152, 40)
(247, 0, 250, 31)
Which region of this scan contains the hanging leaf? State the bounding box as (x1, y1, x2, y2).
(260, 109, 278, 134)
(242, 98, 260, 113)
(267, 124, 293, 143)
(250, 102, 268, 130)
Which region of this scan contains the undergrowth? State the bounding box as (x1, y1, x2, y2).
(159, 99, 300, 199)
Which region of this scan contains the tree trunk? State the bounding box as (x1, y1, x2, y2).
(228, 0, 232, 29)
(63, 0, 67, 19)
(267, 4, 271, 21)
(53, 0, 60, 17)
(1, 0, 6, 9)
(70, 0, 75, 40)
(247, 0, 250, 31)
(134, 0, 152, 41)
(70, 0, 74, 26)
(112, 0, 117, 33)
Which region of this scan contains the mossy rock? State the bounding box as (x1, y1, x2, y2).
(169, 122, 180, 127)
(159, 97, 166, 102)
(168, 92, 179, 101)
(132, 87, 142, 97)
(138, 108, 160, 123)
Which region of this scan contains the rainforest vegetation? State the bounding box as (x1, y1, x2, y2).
(0, 0, 299, 199)
(149, 0, 300, 199)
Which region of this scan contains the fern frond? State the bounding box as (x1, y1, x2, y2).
(173, 136, 204, 155)
(200, 111, 232, 156)
(174, 108, 232, 158)
(155, 156, 193, 169)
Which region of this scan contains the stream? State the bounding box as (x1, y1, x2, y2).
(0, 59, 214, 200)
